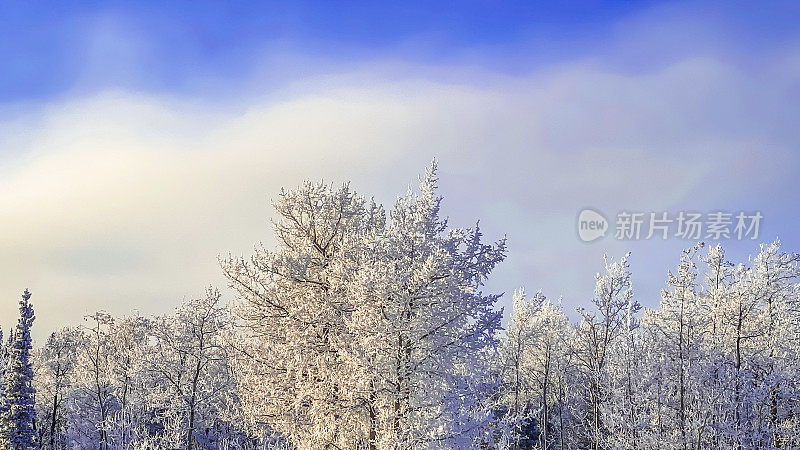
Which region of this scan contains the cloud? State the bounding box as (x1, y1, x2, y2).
(1, 20, 799, 339)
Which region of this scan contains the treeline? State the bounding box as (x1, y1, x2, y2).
(1, 163, 799, 449)
(498, 242, 800, 449)
(2, 289, 264, 450)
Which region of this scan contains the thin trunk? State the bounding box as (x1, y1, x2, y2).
(734, 301, 743, 450)
(368, 385, 377, 450)
(558, 382, 565, 450)
(187, 353, 203, 450)
(541, 350, 550, 450)
(49, 393, 58, 449)
(679, 287, 687, 450)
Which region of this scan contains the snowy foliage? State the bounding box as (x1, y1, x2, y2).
(221, 161, 507, 449)
(2, 289, 39, 449)
(2, 166, 799, 450)
(499, 241, 800, 450)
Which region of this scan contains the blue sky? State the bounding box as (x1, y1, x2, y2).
(5, 1, 798, 101)
(1, 1, 654, 101)
(1, 1, 799, 338)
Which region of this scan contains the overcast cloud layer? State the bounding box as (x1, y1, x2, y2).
(1, 2, 799, 340)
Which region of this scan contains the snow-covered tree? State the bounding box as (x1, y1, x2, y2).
(67, 312, 115, 449)
(747, 241, 800, 447)
(2, 289, 39, 450)
(35, 328, 81, 449)
(222, 162, 507, 449)
(221, 179, 379, 447)
(357, 163, 506, 448)
(639, 244, 710, 450)
(499, 288, 574, 449)
(0, 327, 8, 445)
(574, 253, 639, 450)
(3, 166, 800, 450)
(146, 287, 233, 449)
(499, 288, 546, 447)
(106, 315, 152, 448)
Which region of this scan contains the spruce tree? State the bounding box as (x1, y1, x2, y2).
(3, 289, 39, 450)
(0, 327, 8, 446)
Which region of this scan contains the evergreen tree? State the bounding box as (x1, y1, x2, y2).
(0, 327, 8, 446)
(4, 289, 39, 450)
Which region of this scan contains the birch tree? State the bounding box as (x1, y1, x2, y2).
(222, 162, 507, 449)
(35, 328, 80, 450)
(574, 253, 639, 450)
(147, 288, 233, 449)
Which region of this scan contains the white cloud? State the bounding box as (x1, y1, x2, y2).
(1, 41, 798, 339)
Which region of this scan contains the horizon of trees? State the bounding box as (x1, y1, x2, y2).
(1, 163, 798, 449)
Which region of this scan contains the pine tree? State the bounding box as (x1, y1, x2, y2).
(3, 289, 39, 450)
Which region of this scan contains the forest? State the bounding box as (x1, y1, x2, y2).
(1, 163, 798, 449)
